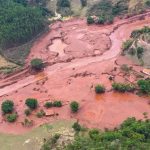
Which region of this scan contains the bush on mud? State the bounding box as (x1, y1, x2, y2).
(70, 101, 79, 113)
(31, 58, 44, 71)
(6, 113, 17, 122)
(137, 79, 150, 94)
(22, 118, 33, 127)
(24, 108, 31, 116)
(112, 82, 135, 93)
(120, 64, 132, 73)
(53, 101, 62, 107)
(36, 109, 46, 118)
(25, 98, 38, 109)
(87, 16, 95, 24)
(1, 100, 14, 114)
(95, 84, 105, 94)
(44, 102, 53, 108)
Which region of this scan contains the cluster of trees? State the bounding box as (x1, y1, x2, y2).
(122, 26, 150, 60)
(87, 0, 128, 25)
(66, 117, 150, 149)
(131, 26, 150, 39)
(0, 0, 47, 50)
(56, 0, 72, 16)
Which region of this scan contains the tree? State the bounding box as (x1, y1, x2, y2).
(31, 58, 44, 70)
(1, 100, 14, 114)
(70, 101, 79, 113)
(25, 98, 38, 109)
(57, 0, 70, 7)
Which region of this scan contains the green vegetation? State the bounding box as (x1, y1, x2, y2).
(44, 101, 62, 108)
(122, 39, 133, 51)
(0, 0, 47, 50)
(6, 113, 17, 122)
(1, 100, 14, 114)
(120, 64, 132, 73)
(80, 0, 87, 7)
(44, 102, 53, 108)
(72, 122, 81, 132)
(87, 0, 129, 25)
(41, 134, 60, 150)
(122, 26, 150, 65)
(24, 109, 31, 116)
(87, 16, 94, 24)
(22, 118, 33, 127)
(53, 101, 62, 107)
(0, 120, 74, 150)
(95, 84, 105, 94)
(56, 0, 72, 16)
(112, 82, 135, 92)
(36, 109, 45, 118)
(25, 98, 38, 109)
(137, 79, 150, 94)
(30, 58, 44, 71)
(70, 101, 79, 113)
(0, 0, 48, 66)
(66, 117, 150, 150)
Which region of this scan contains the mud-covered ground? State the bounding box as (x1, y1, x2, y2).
(0, 13, 150, 134)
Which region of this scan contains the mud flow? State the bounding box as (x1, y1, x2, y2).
(0, 13, 150, 134)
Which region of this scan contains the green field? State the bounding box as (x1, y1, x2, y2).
(0, 120, 74, 150)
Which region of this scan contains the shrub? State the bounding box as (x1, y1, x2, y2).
(72, 122, 81, 132)
(53, 101, 62, 107)
(70, 101, 79, 113)
(122, 40, 133, 51)
(87, 16, 94, 24)
(137, 79, 150, 94)
(1, 100, 14, 114)
(44, 102, 53, 108)
(98, 16, 106, 24)
(89, 129, 100, 140)
(25, 98, 38, 109)
(120, 64, 132, 73)
(6, 113, 17, 122)
(30, 58, 44, 70)
(112, 82, 135, 93)
(95, 84, 105, 94)
(24, 109, 31, 116)
(36, 109, 46, 118)
(22, 118, 33, 127)
(137, 47, 144, 59)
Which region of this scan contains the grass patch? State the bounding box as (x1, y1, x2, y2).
(0, 120, 75, 150)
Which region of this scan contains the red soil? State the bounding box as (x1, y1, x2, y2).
(0, 13, 150, 134)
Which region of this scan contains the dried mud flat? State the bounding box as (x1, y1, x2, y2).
(0, 13, 150, 134)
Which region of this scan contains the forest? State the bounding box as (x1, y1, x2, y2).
(0, 0, 47, 50)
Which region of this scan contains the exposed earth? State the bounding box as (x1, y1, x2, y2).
(0, 12, 150, 134)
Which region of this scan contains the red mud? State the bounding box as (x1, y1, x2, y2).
(0, 13, 150, 134)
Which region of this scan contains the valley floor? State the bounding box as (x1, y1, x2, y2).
(0, 12, 150, 134)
